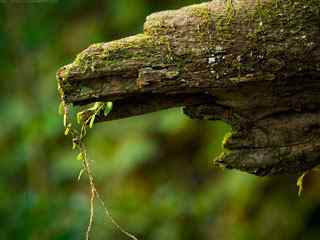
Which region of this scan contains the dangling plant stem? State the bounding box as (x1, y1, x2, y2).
(60, 100, 138, 240)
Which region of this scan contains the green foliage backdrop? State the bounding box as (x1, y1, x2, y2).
(0, 0, 320, 239)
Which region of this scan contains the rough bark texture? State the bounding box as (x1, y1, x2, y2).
(57, 0, 320, 176)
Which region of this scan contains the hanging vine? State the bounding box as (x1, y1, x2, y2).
(59, 101, 138, 240)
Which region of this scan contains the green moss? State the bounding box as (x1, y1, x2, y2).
(157, 35, 175, 64)
(71, 34, 155, 75)
(79, 85, 93, 96)
(143, 11, 168, 36)
(214, 130, 233, 167)
(165, 70, 179, 79)
(208, 0, 319, 84)
(57, 64, 73, 82)
(222, 131, 233, 147)
(102, 34, 151, 54)
(225, 0, 236, 23)
(188, 3, 211, 20)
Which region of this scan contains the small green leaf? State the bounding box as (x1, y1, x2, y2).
(63, 113, 67, 128)
(64, 127, 70, 136)
(89, 115, 96, 128)
(63, 104, 69, 127)
(104, 102, 113, 116)
(77, 111, 84, 124)
(77, 152, 85, 161)
(88, 102, 101, 111)
(58, 102, 65, 115)
(297, 171, 308, 196)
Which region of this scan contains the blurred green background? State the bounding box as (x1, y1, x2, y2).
(1, 0, 320, 239)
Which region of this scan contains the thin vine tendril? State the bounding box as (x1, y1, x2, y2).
(60, 101, 138, 240)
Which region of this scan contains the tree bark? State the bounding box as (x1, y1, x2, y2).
(57, 0, 320, 176)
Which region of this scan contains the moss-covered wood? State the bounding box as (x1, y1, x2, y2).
(57, 0, 320, 176)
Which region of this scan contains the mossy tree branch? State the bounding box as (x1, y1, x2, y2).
(57, 0, 320, 176)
